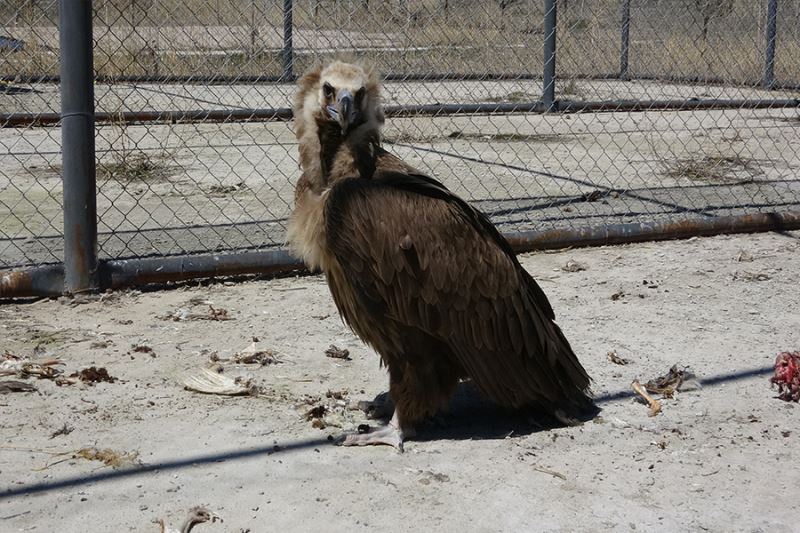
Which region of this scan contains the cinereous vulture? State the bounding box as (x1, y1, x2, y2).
(288, 61, 594, 451)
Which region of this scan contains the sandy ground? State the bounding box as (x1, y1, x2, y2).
(1, 230, 799, 532)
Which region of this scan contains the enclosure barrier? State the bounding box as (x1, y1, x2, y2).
(1, 0, 799, 298)
(59, 0, 98, 294)
(3, 210, 800, 298)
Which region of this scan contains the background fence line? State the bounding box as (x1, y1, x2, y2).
(1, 0, 799, 298)
(2, 0, 795, 88)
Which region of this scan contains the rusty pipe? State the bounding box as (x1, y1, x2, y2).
(3, 210, 800, 299)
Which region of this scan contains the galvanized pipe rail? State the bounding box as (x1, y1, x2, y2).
(763, 0, 778, 89)
(3, 97, 799, 128)
(3, 0, 800, 299)
(3, 73, 799, 89)
(542, 0, 558, 112)
(3, 211, 800, 299)
(58, 0, 98, 295)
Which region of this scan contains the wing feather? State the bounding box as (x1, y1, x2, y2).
(324, 170, 592, 411)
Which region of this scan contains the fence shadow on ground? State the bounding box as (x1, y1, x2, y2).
(0, 364, 774, 500)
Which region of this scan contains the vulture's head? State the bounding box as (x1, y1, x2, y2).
(294, 61, 383, 139)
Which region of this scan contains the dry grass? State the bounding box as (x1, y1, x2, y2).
(558, 79, 583, 98)
(97, 153, 177, 182)
(661, 154, 762, 184)
(96, 109, 180, 182)
(31, 154, 177, 183)
(1, 0, 797, 83)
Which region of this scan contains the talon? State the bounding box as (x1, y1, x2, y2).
(337, 411, 407, 452)
(339, 424, 404, 452)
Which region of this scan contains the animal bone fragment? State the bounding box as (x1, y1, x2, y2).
(179, 367, 256, 396)
(631, 380, 662, 417)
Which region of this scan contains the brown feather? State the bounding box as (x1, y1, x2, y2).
(324, 177, 592, 412)
(288, 62, 594, 433)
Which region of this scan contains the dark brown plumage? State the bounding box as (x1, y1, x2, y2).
(288, 61, 593, 449)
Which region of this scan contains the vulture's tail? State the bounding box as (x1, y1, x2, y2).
(546, 320, 598, 420)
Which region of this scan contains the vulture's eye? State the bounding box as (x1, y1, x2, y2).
(322, 82, 335, 100)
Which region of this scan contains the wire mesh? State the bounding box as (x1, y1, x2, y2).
(1, 0, 799, 274)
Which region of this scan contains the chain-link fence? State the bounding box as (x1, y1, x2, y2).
(1, 0, 799, 296)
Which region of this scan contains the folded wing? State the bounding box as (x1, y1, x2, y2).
(324, 170, 592, 412)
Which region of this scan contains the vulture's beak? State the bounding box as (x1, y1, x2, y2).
(335, 89, 355, 134)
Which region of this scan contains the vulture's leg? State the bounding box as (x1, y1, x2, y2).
(340, 357, 456, 451)
(339, 362, 429, 452)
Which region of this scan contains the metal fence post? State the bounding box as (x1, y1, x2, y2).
(282, 0, 293, 82)
(59, 0, 98, 294)
(543, 0, 557, 111)
(620, 0, 631, 79)
(249, 0, 258, 57)
(763, 0, 778, 89)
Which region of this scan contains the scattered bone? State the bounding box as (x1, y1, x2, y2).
(531, 465, 567, 480)
(645, 365, 699, 397)
(211, 342, 279, 366)
(23, 446, 136, 472)
(0, 380, 37, 393)
(607, 350, 630, 365)
(76, 447, 140, 468)
(561, 260, 587, 272)
(162, 308, 190, 321)
(179, 367, 258, 396)
(736, 249, 754, 262)
(36, 447, 142, 470)
(325, 344, 351, 360)
(158, 506, 222, 533)
(205, 305, 230, 320)
(326, 389, 349, 400)
(632, 380, 662, 417)
(0, 351, 64, 379)
(299, 390, 355, 430)
(161, 305, 232, 322)
(54, 375, 80, 386)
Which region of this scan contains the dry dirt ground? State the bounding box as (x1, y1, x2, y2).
(1, 231, 799, 532)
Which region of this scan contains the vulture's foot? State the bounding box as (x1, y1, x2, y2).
(338, 411, 412, 452)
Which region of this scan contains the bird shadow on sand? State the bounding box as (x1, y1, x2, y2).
(407, 363, 777, 443)
(364, 382, 600, 443)
(1, 365, 773, 500)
